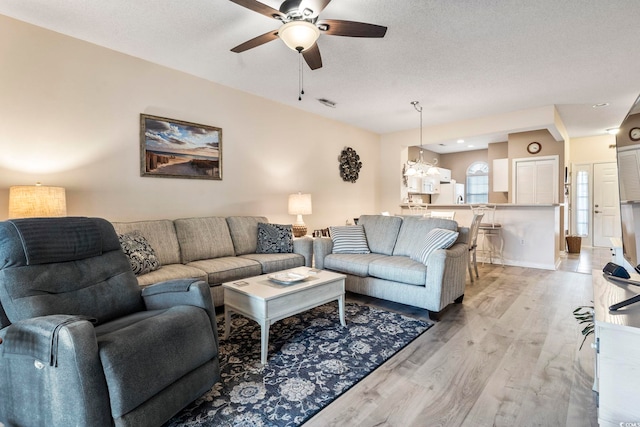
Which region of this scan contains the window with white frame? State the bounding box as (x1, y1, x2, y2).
(466, 161, 489, 204)
(575, 170, 589, 236)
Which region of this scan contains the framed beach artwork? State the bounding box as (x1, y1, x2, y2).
(140, 114, 222, 180)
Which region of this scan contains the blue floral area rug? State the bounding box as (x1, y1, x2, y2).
(164, 301, 431, 427)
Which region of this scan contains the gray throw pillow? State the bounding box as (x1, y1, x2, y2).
(330, 225, 371, 254)
(118, 230, 161, 275)
(411, 228, 459, 264)
(256, 223, 293, 253)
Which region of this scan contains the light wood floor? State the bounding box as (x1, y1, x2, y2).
(305, 250, 604, 427)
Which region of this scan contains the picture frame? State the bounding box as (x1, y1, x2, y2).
(140, 114, 222, 180)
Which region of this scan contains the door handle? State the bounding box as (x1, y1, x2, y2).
(594, 210, 602, 214)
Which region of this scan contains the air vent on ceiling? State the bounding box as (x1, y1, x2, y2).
(317, 98, 336, 108)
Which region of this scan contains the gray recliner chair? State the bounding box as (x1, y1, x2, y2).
(0, 217, 220, 427)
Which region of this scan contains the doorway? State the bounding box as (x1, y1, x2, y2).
(572, 162, 621, 248)
(592, 162, 621, 247)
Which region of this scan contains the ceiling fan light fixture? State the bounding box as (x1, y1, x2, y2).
(279, 20, 320, 52)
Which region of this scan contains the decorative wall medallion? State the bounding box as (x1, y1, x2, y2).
(339, 147, 362, 183)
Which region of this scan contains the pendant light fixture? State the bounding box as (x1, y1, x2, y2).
(404, 101, 440, 177)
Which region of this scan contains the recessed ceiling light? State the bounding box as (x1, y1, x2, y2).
(593, 103, 610, 108)
(606, 128, 619, 135)
(467, 145, 475, 148)
(457, 139, 464, 144)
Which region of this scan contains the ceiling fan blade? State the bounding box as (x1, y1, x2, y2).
(302, 43, 323, 70)
(231, 30, 279, 53)
(229, 0, 285, 20)
(316, 19, 387, 38)
(299, 0, 332, 17)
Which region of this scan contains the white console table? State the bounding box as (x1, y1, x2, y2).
(592, 271, 640, 426)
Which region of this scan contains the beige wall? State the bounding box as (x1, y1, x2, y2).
(439, 150, 488, 184)
(0, 16, 380, 230)
(617, 113, 640, 149)
(570, 134, 616, 164)
(508, 129, 565, 203)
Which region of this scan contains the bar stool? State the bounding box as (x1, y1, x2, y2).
(430, 211, 456, 220)
(468, 213, 484, 282)
(470, 204, 504, 266)
(407, 201, 428, 216)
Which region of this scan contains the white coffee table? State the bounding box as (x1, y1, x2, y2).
(223, 267, 346, 364)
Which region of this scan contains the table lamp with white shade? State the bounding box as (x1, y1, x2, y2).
(288, 192, 312, 237)
(8, 182, 67, 219)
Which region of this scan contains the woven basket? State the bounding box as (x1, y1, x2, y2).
(566, 235, 582, 253)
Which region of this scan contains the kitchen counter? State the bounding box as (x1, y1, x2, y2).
(398, 203, 564, 270)
(399, 203, 562, 208)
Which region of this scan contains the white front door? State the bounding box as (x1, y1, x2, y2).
(593, 162, 621, 247)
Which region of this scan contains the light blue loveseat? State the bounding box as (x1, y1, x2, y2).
(313, 215, 469, 320)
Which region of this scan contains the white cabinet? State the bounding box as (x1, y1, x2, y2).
(421, 177, 440, 194)
(408, 176, 440, 194)
(617, 145, 640, 201)
(513, 157, 558, 204)
(593, 273, 640, 426)
(493, 158, 508, 192)
(437, 168, 451, 183)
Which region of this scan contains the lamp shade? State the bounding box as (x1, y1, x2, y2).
(288, 193, 312, 215)
(278, 21, 320, 52)
(8, 184, 67, 219)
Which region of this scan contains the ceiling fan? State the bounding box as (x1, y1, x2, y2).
(229, 0, 387, 70)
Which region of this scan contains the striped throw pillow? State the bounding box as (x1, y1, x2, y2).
(411, 228, 459, 264)
(330, 225, 371, 254)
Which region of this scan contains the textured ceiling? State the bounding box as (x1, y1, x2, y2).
(2, 0, 640, 153)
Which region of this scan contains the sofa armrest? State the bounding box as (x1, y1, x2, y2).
(0, 316, 112, 426)
(142, 279, 218, 344)
(424, 242, 469, 311)
(313, 237, 334, 269)
(293, 236, 313, 267)
(1, 315, 95, 366)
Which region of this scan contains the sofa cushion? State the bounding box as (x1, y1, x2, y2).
(7, 217, 103, 265)
(118, 231, 161, 276)
(0, 218, 144, 325)
(393, 217, 458, 257)
(329, 225, 370, 254)
(95, 306, 216, 418)
(256, 223, 293, 254)
(368, 256, 427, 286)
(133, 264, 208, 287)
(240, 253, 305, 273)
(112, 220, 182, 266)
(174, 217, 235, 263)
(411, 228, 459, 264)
(357, 215, 403, 255)
(226, 216, 269, 255)
(186, 257, 262, 284)
(324, 253, 387, 276)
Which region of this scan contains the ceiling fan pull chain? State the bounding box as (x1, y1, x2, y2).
(298, 51, 304, 101)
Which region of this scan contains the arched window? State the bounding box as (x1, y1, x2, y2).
(466, 161, 489, 203)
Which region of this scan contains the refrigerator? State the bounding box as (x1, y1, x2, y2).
(431, 183, 465, 205)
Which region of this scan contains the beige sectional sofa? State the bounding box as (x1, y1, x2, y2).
(112, 216, 313, 306)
